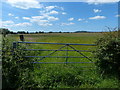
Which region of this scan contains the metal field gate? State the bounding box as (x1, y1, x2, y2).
(13, 41, 96, 70)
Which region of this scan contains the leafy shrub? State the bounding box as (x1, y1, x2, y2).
(95, 30, 120, 77)
(2, 38, 37, 89)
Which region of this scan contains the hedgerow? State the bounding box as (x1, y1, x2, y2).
(2, 38, 37, 89)
(95, 30, 120, 78)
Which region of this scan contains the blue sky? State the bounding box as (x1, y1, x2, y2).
(1, 0, 120, 32)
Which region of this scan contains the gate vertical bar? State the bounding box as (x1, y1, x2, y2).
(66, 44, 68, 64)
(12, 42, 17, 56)
(13, 42, 17, 49)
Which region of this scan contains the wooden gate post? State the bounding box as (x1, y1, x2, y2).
(19, 35, 24, 42)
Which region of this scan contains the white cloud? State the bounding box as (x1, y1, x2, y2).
(30, 18, 49, 23)
(85, 0, 119, 5)
(93, 9, 101, 13)
(30, 15, 59, 22)
(49, 10, 59, 14)
(32, 16, 45, 19)
(30, 15, 58, 21)
(45, 5, 64, 10)
(48, 16, 59, 21)
(2, 20, 14, 24)
(40, 10, 59, 16)
(8, 13, 19, 19)
(115, 15, 120, 17)
(8, 13, 14, 16)
(15, 17, 19, 19)
(62, 12, 67, 15)
(5, 0, 43, 9)
(89, 15, 106, 20)
(15, 22, 32, 26)
(39, 6, 62, 16)
(29, 5, 62, 26)
(45, 6, 57, 11)
(23, 17, 31, 20)
(24, 15, 58, 26)
(5, 4, 62, 27)
(1, 20, 14, 27)
(61, 22, 75, 26)
(68, 18, 74, 21)
(78, 18, 84, 21)
(38, 23, 53, 26)
(36, 20, 49, 23)
(60, 7, 64, 10)
(1, 20, 31, 27)
(36, 19, 53, 26)
(4, 0, 120, 7)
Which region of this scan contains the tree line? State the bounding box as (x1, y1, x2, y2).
(0, 28, 99, 36)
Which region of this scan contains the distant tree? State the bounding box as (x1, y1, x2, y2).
(49, 31, 53, 33)
(74, 31, 88, 33)
(17, 31, 26, 34)
(26, 31, 29, 34)
(39, 31, 44, 33)
(9, 31, 14, 34)
(0, 28, 10, 37)
(35, 32, 38, 34)
(59, 31, 62, 33)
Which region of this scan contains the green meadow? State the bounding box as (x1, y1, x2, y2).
(8, 33, 100, 43)
(3, 33, 119, 88)
(7, 33, 100, 69)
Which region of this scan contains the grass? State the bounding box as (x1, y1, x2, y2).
(5, 32, 119, 88)
(7, 33, 98, 69)
(8, 33, 100, 43)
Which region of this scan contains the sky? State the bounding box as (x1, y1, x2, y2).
(0, 0, 120, 32)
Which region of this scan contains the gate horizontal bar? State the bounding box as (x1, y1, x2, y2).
(23, 49, 92, 52)
(25, 56, 92, 58)
(32, 62, 95, 64)
(17, 41, 96, 46)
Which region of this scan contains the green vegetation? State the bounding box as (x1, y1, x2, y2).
(95, 31, 120, 78)
(2, 38, 38, 89)
(2, 32, 120, 89)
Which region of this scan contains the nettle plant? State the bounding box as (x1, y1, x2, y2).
(95, 29, 120, 77)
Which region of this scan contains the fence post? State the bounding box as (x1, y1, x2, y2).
(19, 35, 24, 42)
